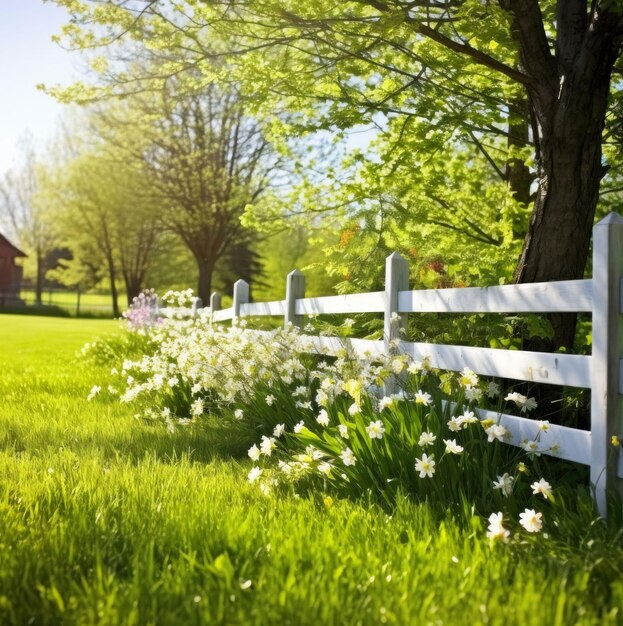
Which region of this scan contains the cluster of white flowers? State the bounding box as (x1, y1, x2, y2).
(108, 294, 559, 544)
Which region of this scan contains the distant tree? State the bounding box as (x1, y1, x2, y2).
(46, 147, 161, 315)
(90, 81, 277, 304)
(0, 137, 58, 305)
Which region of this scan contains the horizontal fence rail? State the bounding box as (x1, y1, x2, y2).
(397, 279, 593, 314)
(164, 214, 623, 516)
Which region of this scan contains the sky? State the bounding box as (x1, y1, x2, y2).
(0, 0, 80, 173)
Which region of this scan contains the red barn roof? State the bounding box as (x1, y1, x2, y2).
(0, 233, 26, 258)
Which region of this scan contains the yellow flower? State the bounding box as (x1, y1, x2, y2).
(323, 496, 334, 509)
(517, 462, 529, 474)
(612, 435, 621, 447)
(342, 379, 363, 404)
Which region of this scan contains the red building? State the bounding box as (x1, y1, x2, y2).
(0, 233, 26, 302)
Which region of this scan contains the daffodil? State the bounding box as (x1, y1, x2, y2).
(519, 509, 543, 533)
(415, 453, 435, 478)
(531, 478, 552, 499)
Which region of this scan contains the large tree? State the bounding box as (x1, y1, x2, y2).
(50, 0, 623, 347)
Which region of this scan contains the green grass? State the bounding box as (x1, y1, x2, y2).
(0, 315, 622, 625)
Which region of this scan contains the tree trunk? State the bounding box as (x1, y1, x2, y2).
(506, 96, 532, 207)
(106, 253, 120, 318)
(197, 257, 216, 305)
(514, 25, 618, 350)
(124, 273, 144, 305)
(35, 248, 44, 306)
(126, 283, 142, 305)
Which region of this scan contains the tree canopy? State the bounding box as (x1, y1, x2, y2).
(48, 0, 623, 347)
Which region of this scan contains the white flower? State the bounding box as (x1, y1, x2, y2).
(519, 509, 543, 533)
(459, 367, 479, 388)
(293, 420, 305, 434)
(343, 318, 355, 329)
(391, 358, 406, 374)
(505, 392, 538, 412)
(87, 385, 101, 401)
(308, 446, 324, 461)
(408, 361, 423, 374)
(248, 444, 261, 461)
(378, 396, 394, 411)
(464, 386, 483, 402)
(486, 424, 509, 443)
(458, 410, 478, 425)
(260, 436, 276, 456)
(273, 423, 286, 438)
(265, 394, 275, 406)
(486, 512, 510, 542)
(341, 447, 357, 466)
(315, 390, 329, 406)
(531, 478, 552, 499)
(167, 377, 178, 388)
(447, 416, 463, 432)
(318, 462, 333, 476)
(522, 440, 541, 456)
(278, 461, 292, 475)
(293, 385, 307, 397)
(234, 408, 244, 420)
(492, 473, 514, 497)
(316, 410, 330, 427)
(415, 453, 435, 478)
(536, 420, 550, 432)
(191, 398, 204, 417)
(418, 431, 436, 447)
(366, 420, 386, 439)
(444, 439, 464, 454)
(348, 403, 362, 416)
(248, 467, 262, 483)
(414, 390, 432, 406)
(338, 424, 349, 439)
(486, 382, 501, 398)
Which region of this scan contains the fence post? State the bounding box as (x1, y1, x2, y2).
(232, 279, 249, 321)
(191, 297, 202, 318)
(591, 212, 623, 516)
(285, 269, 305, 330)
(209, 292, 221, 317)
(384, 252, 409, 394)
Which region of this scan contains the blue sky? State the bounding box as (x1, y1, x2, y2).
(0, 0, 79, 172)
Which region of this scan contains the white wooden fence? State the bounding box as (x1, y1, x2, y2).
(187, 214, 623, 516)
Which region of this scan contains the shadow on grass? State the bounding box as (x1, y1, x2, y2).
(1, 417, 255, 466)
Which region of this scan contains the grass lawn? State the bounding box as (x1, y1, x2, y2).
(0, 315, 622, 625)
(19, 290, 115, 317)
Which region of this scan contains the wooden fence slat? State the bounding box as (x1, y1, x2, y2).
(295, 291, 385, 315)
(240, 301, 286, 317)
(398, 279, 593, 314)
(400, 341, 591, 388)
(212, 307, 233, 322)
